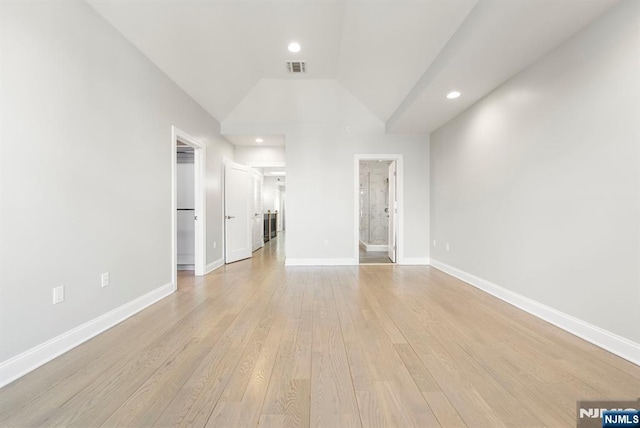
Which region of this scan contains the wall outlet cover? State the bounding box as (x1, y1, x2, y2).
(53, 286, 64, 304)
(101, 272, 110, 288)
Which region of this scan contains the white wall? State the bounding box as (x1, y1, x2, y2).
(222, 77, 430, 264)
(222, 79, 384, 134)
(430, 1, 639, 344)
(262, 176, 281, 212)
(235, 146, 285, 166)
(286, 124, 429, 263)
(0, 0, 234, 366)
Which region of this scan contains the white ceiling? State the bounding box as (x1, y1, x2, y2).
(386, 0, 619, 133)
(87, 0, 617, 138)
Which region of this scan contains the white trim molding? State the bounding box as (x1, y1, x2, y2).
(362, 243, 389, 252)
(206, 258, 224, 274)
(0, 282, 175, 388)
(285, 258, 358, 266)
(429, 259, 640, 366)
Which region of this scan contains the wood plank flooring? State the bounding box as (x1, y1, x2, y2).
(359, 249, 392, 264)
(1, 235, 639, 427)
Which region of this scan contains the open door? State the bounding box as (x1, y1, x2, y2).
(388, 161, 397, 263)
(251, 170, 264, 252)
(225, 161, 252, 263)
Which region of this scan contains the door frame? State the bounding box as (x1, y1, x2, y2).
(354, 154, 404, 264)
(171, 126, 206, 290)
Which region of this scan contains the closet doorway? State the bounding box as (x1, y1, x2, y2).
(171, 127, 206, 290)
(354, 155, 403, 264)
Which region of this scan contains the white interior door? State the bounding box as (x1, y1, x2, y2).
(388, 161, 397, 263)
(251, 170, 264, 252)
(225, 161, 252, 263)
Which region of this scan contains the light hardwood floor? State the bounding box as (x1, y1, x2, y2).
(1, 235, 639, 427)
(359, 249, 392, 264)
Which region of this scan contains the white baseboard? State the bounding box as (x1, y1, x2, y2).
(366, 244, 389, 252)
(177, 264, 194, 271)
(359, 241, 389, 252)
(205, 258, 224, 274)
(0, 282, 175, 388)
(284, 257, 429, 267)
(429, 259, 640, 366)
(285, 258, 357, 266)
(399, 257, 430, 265)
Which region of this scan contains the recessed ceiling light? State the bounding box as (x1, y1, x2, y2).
(288, 42, 301, 53)
(447, 91, 461, 99)
(255, 138, 263, 143)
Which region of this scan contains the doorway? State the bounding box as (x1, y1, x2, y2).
(354, 155, 403, 265)
(254, 166, 285, 246)
(171, 126, 206, 290)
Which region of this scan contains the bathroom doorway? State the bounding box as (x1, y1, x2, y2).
(355, 155, 403, 265)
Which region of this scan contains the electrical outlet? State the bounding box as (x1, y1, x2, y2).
(213, 241, 217, 249)
(446, 243, 450, 252)
(53, 286, 64, 304)
(101, 272, 110, 288)
(433, 240, 437, 247)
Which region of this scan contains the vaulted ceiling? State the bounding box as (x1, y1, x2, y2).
(87, 0, 617, 138)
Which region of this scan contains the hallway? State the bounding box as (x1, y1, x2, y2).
(1, 235, 638, 427)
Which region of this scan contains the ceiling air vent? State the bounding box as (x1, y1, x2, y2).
(286, 60, 307, 73)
